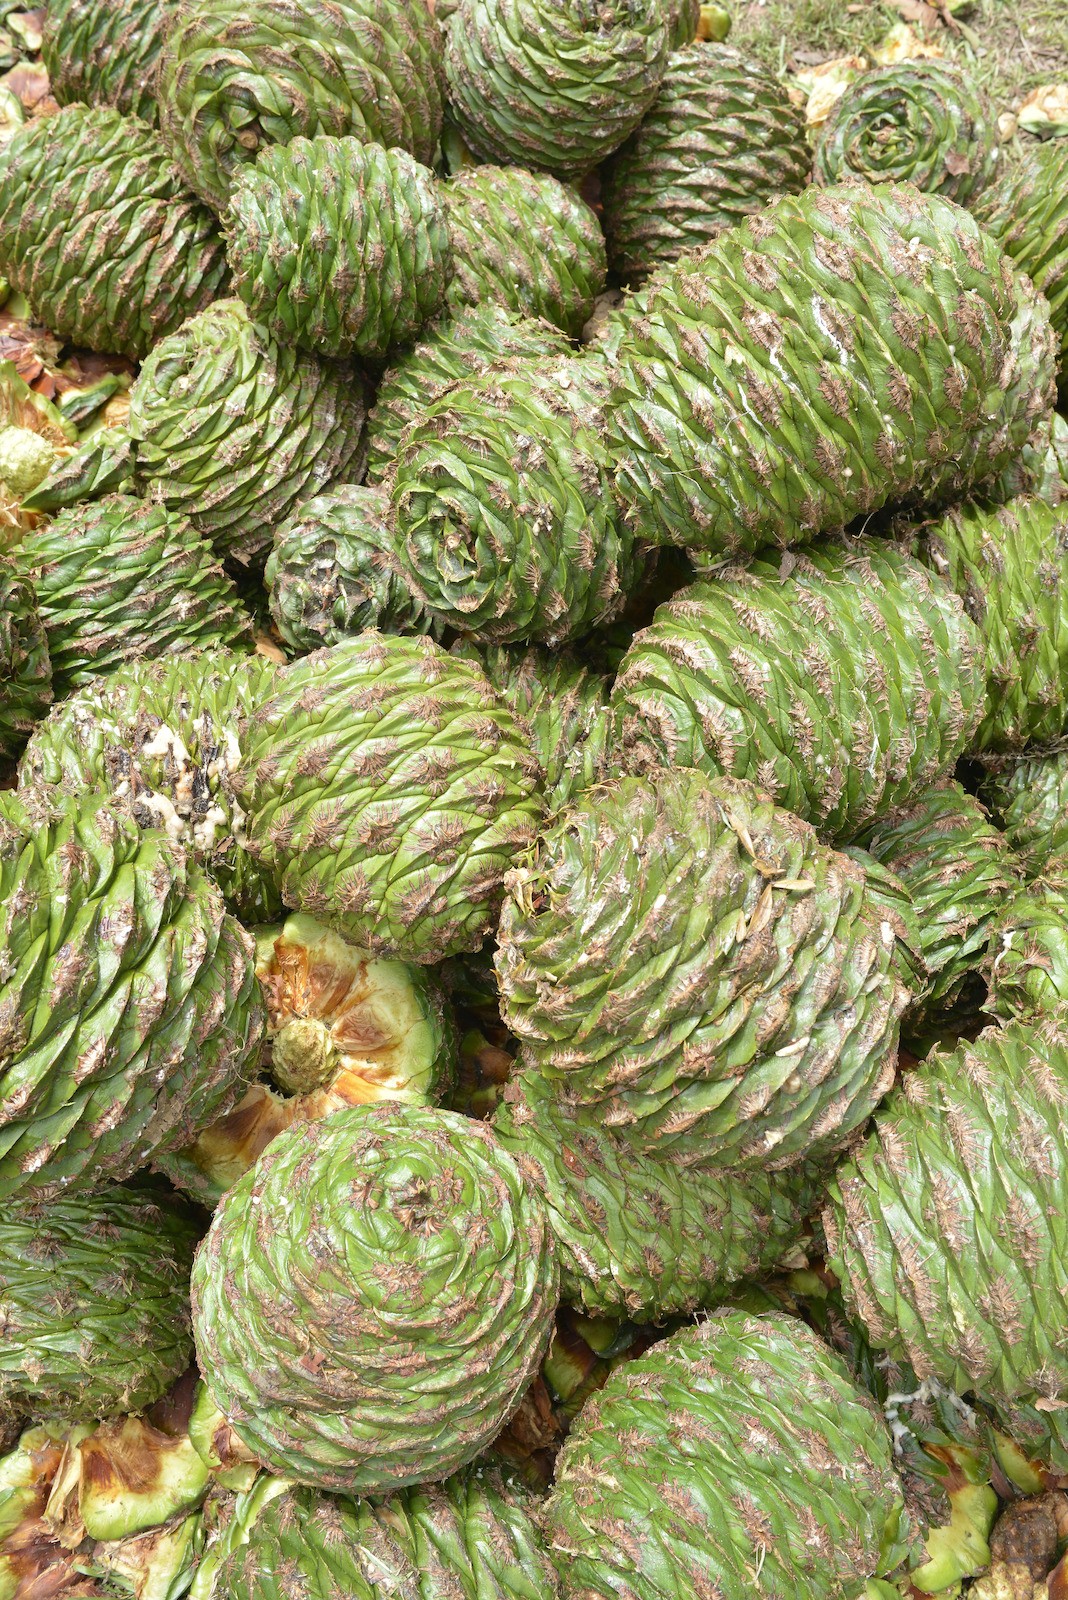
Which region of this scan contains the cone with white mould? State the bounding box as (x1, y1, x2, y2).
(17, 648, 281, 920)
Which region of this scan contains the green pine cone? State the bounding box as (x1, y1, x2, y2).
(607, 182, 1049, 554)
(391, 355, 637, 645)
(236, 632, 544, 962)
(226, 136, 451, 361)
(824, 1020, 1068, 1440)
(981, 751, 1068, 876)
(265, 485, 437, 654)
(444, 0, 671, 181)
(917, 496, 1068, 753)
(158, 0, 444, 213)
(974, 139, 1068, 381)
(983, 864, 1068, 1024)
(855, 783, 1018, 1025)
(451, 642, 610, 811)
(127, 300, 368, 568)
(444, 165, 605, 336)
(41, 0, 177, 123)
(744, 1280, 1001, 1594)
(493, 1072, 822, 1320)
(814, 59, 998, 204)
(611, 539, 985, 841)
(192, 1104, 559, 1493)
(0, 106, 229, 360)
(364, 304, 573, 486)
(17, 649, 281, 922)
(496, 770, 916, 1171)
(15, 494, 254, 698)
(0, 790, 265, 1201)
(0, 561, 51, 760)
(601, 43, 810, 284)
(0, 1185, 200, 1423)
(203, 1468, 558, 1600)
(544, 1312, 912, 1600)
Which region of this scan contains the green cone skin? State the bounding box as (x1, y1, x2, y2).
(192, 1104, 559, 1493)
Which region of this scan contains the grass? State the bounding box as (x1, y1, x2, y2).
(730, 0, 1068, 116)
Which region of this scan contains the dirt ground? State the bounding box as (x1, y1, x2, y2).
(730, 0, 1068, 118)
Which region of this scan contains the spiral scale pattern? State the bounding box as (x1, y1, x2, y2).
(814, 59, 998, 204)
(444, 0, 671, 180)
(128, 301, 368, 568)
(193, 1104, 559, 1492)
